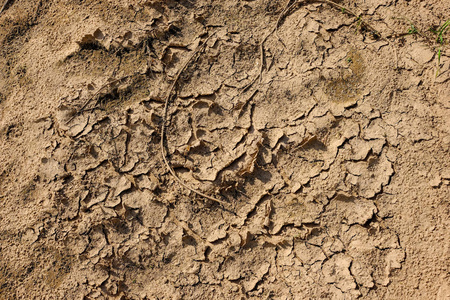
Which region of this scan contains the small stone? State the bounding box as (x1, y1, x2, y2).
(429, 176, 441, 187)
(441, 171, 450, 180)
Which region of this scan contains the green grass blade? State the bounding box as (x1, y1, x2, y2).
(437, 20, 450, 44)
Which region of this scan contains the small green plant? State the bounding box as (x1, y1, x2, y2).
(437, 48, 442, 66)
(434, 20, 450, 44)
(354, 16, 363, 34)
(430, 20, 450, 76)
(408, 24, 418, 35)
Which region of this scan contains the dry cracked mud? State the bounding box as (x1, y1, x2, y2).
(0, 0, 449, 299)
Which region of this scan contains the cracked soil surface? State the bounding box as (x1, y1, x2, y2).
(0, 0, 449, 299)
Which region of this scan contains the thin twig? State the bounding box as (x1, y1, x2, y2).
(65, 74, 135, 124)
(259, 43, 265, 82)
(0, 0, 12, 15)
(318, 0, 385, 40)
(259, 0, 298, 80)
(273, 0, 302, 41)
(241, 0, 301, 92)
(257, 0, 389, 82)
(160, 33, 229, 206)
(169, 215, 214, 248)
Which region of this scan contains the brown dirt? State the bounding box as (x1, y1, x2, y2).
(0, 0, 449, 299)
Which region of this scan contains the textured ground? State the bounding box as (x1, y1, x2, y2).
(0, 0, 449, 299)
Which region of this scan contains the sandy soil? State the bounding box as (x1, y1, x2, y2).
(0, 0, 449, 299)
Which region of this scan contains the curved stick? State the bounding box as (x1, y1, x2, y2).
(160, 33, 228, 206)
